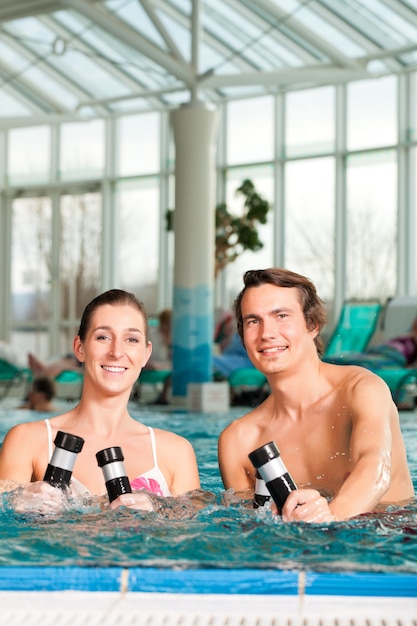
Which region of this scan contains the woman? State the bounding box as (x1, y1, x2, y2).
(0, 289, 200, 513)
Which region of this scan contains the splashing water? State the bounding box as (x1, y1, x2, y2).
(0, 406, 416, 573)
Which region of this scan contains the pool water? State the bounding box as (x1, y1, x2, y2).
(0, 406, 416, 573)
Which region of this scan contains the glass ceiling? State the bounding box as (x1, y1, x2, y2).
(1, 0, 417, 126)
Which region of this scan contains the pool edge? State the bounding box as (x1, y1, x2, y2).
(0, 566, 416, 597)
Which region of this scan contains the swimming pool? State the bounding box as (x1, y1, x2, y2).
(0, 404, 416, 621)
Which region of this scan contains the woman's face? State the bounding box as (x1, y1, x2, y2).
(74, 303, 152, 395)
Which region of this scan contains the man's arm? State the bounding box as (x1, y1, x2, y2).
(218, 421, 254, 492)
(283, 374, 396, 522)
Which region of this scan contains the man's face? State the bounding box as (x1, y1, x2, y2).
(240, 283, 317, 375)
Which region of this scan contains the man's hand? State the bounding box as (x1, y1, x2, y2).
(280, 489, 336, 523)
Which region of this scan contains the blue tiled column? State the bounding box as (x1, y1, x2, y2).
(171, 102, 219, 400)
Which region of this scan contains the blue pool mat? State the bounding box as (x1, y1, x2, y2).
(0, 567, 416, 596)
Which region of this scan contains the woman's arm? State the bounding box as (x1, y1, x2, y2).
(169, 435, 200, 495)
(0, 423, 37, 484)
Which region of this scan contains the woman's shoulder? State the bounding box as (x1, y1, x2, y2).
(2, 418, 49, 450)
(152, 426, 194, 451)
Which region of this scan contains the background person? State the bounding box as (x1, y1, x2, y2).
(0, 289, 200, 514)
(142, 308, 172, 404)
(28, 352, 82, 379)
(218, 268, 414, 523)
(19, 377, 57, 412)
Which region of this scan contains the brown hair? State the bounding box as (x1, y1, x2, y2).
(78, 289, 149, 342)
(234, 268, 327, 356)
(158, 309, 172, 328)
(32, 376, 56, 400)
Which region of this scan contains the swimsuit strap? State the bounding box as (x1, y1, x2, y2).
(44, 418, 53, 462)
(148, 426, 159, 469)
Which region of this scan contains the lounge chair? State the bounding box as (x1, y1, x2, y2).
(134, 369, 172, 403)
(323, 297, 417, 409)
(228, 367, 269, 406)
(323, 300, 382, 358)
(361, 297, 417, 408)
(0, 358, 31, 401)
(54, 369, 84, 401)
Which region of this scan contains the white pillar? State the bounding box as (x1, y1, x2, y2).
(171, 102, 219, 400)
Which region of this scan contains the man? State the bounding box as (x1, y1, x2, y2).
(218, 268, 414, 523)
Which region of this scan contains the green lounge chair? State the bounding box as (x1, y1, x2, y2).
(323, 301, 382, 358)
(323, 298, 417, 408)
(54, 369, 84, 401)
(228, 367, 269, 406)
(375, 368, 417, 408)
(134, 369, 172, 403)
(0, 358, 31, 401)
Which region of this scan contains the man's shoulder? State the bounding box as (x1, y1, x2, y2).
(324, 361, 393, 405)
(220, 405, 263, 440)
(325, 361, 382, 386)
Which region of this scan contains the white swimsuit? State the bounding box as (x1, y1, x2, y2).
(44, 419, 171, 497)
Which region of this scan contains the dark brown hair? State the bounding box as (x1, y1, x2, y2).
(234, 268, 327, 356)
(78, 289, 149, 342)
(32, 376, 56, 400)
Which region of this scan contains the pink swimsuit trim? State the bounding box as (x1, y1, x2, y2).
(130, 476, 164, 496)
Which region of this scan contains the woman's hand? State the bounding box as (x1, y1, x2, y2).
(109, 490, 155, 512)
(11, 481, 68, 515)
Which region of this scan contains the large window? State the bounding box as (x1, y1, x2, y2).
(346, 151, 397, 300)
(224, 166, 274, 305)
(8, 126, 51, 186)
(285, 157, 335, 301)
(286, 86, 335, 158)
(226, 97, 274, 165)
(347, 76, 397, 151)
(117, 112, 160, 176)
(9, 192, 102, 358)
(10, 196, 52, 357)
(116, 178, 160, 313)
(4, 72, 417, 359)
(60, 120, 105, 181)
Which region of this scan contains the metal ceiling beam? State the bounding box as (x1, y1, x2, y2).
(0, 71, 44, 114)
(0, 55, 65, 112)
(248, 0, 364, 70)
(380, 0, 417, 26)
(225, 0, 319, 66)
(200, 65, 372, 90)
(76, 83, 185, 109)
(359, 43, 417, 64)
(0, 111, 96, 129)
(45, 4, 188, 111)
(61, 0, 195, 87)
(0, 0, 60, 21)
(40, 14, 159, 112)
(140, 0, 186, 63)
(152, 0, 262, 73)
(314, 0, 404, 73)
(1, 27, 102, 110)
